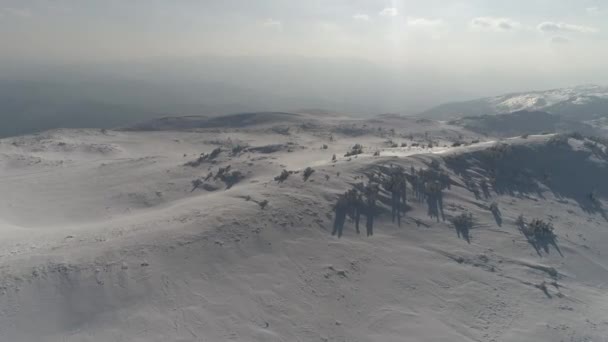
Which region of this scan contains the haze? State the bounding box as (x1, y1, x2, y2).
(4, 2, 608, 341)
(1, 0, 607, 136)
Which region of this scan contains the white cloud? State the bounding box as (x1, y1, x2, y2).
(353, 14, 370, 21)
(379, 7, 399, 17)
(407, 17, 445, 29)
(262, 19, 282, 31)
(586, 7, 600, 16)
(537, 22, 598, 34)
(406, 17, 446, 40)
(470, 17, 521, 31)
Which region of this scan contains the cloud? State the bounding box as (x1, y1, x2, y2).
(379, 7, 399, 17)
(586, 7, 600, 16)
(551, 36, 570, 44)
(470, 17, 521, 31)
(537, 22, 598, 34)
(406, 17, 446, 40)
(407, 17, 445, 29)
(353, 14, 370, 21)
(262, 19, 282, 31)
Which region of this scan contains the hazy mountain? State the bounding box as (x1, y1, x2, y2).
(0, 56, 480, 138)
(449, 110, 602, 137)
(0, 79, 268, 138)
(421, 85, 608, 120)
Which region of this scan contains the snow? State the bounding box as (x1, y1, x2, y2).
(489, 85, 608, 113)
(0, 115, 607, 341)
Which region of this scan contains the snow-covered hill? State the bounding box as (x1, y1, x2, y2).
(1, 113, 607, 341)
(421, 85, 608, 120)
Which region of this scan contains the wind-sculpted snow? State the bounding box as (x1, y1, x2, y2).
(0, 117, 607, 341)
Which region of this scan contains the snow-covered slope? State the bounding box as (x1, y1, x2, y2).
(1, 114, 607, 341)
(421, 85, 608, 120)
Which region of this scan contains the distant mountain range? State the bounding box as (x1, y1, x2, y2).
(448, 110, 604, 137)
(420, 85, 608, 120)
(1, 56, 464, 138)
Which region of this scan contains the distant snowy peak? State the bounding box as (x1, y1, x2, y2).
(491, 85, 608, 112)
(421, 85, 608, 120)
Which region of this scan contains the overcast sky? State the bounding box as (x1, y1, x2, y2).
(0, 0, 606, 95)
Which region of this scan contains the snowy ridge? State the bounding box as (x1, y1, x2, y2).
(421, 84, 608, 120)
(491, 85, 608, 113)
(1, 115, 608, 341)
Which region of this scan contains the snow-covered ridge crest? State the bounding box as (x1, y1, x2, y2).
(421, 84, 608, 120)
(492, 85, 608, 113)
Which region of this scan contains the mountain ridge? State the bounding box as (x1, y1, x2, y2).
(421, 84, 608, 120)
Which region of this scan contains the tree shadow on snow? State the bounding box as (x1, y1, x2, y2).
(443, 141, 608, 222)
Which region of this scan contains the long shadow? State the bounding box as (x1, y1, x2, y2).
(367, 166, 416, 229)
(426, 192, 445, 222)
(456, 226, 471, 244)
(536, 234, 564, 257)
(443, 141, 608, 221)
(332, 183, 379, 238)
(491, 208, 502, 227)
(526, 236, 543, 257)
(438, 192, 445, 222)
(373, 185, 412, 218)
(516, 219, 543, 256)
(332, 196, 348, 238)
(536, 282, 553, 299)
(427, 195, 439, 221)
(470, 183, 481, 200)
(452, 213, 473, 244)
(404, 164, 449, 223)
(550, 239, 564, 257)
(586, 196, 608, 221)
(481, 181, 491, 199)
(519, 226, 563, 257)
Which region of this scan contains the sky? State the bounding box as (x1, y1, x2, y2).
(0, 0, 606, 99)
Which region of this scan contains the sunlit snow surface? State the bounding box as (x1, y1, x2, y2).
(491, 85, 608, 113)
